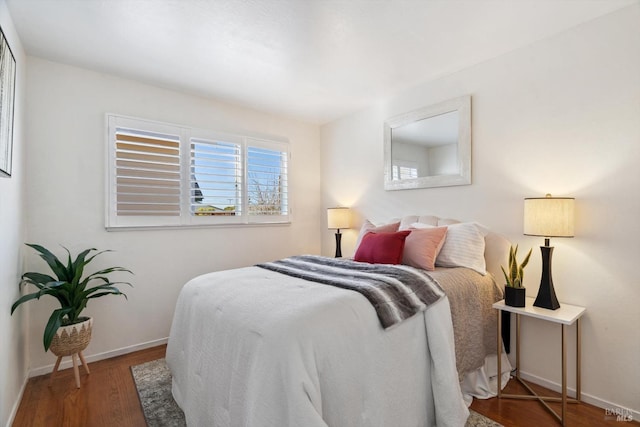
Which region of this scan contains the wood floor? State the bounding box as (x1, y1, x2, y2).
(470, 378, 638, 427)
(13, 344, 636, 426)
(13, 345, 166, 427)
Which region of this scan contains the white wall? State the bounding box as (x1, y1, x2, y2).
(428, 144, 457, 175)
(24, 57, 322, 371)
(321, 4, 640, 415)
(0, 0, 27, 425)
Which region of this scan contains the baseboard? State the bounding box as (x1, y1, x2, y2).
(5, 372, 29, 427)
(28, 337, 169, 378)
(519, 370, 639, 422)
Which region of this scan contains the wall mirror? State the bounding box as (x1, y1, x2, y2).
(384, 95, 471, 190)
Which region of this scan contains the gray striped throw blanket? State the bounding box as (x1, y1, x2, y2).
(256, 255, 445, 329)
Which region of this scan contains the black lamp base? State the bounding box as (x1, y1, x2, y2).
(533, 245, 561, 310)
(334, 231, 343, 258)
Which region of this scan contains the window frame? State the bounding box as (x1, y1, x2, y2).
(106, 114, 291, 230)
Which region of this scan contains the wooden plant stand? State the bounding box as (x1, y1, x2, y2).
(49, 318, 93, 388)
(50, 351, 91, 388)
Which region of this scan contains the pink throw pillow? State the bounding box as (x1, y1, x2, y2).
(354, 230, 411, 265)
(355, 220, 401, 251)
(402, 226, 448, 271)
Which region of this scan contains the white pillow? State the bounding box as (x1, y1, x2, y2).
(413, 221, 488, 274)
(399, 215, 438, 230)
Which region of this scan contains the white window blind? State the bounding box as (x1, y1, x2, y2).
(247, 142, 288, 217)
(115, 128, 181, 216)
(190, 137, 242, 217)
(392, 162, 418, 180)
(106, 114, 290, 229)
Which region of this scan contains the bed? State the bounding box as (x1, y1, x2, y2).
(166, 215, 512, 427)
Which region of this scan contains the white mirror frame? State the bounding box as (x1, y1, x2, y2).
(384, 95, 471, 190)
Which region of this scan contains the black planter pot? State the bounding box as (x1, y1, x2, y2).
(504, 286, 526, 307)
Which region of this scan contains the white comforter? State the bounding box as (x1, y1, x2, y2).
(166, 266, 469, 427)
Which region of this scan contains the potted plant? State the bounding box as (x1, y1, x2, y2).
(11, 244, 132, 355)
(501, 245, 532, 307)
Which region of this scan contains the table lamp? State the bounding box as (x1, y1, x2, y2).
(327, 207, 351, 258)
(524, 194, 575, 310)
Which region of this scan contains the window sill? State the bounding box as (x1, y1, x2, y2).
(105, 221, 291, 232)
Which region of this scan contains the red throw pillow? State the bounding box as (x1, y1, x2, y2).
(354, 220, 401, 251)
(354, 230, 412, 265)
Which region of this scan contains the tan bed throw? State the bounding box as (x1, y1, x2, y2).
(430, 267, 503, 377)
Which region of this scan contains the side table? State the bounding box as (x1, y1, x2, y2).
(494, 297, 586, 426)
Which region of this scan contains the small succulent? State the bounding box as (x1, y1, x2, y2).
(501, 245, 532, 288)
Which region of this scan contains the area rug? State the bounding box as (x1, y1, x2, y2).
(131, 358, 502, 427)
(131, 358, 186, 427)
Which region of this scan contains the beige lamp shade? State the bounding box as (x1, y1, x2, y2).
(327, 207, 351, 230)
(524, 195, 575, 237)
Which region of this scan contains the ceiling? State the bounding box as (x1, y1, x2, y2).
(6, 0, 637, 124)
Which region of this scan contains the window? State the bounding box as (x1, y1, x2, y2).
(392, 162, 418, 180)
(106, 115, 290, 229)
(246, 140, 288, 217)
(190, 135, 243, 218)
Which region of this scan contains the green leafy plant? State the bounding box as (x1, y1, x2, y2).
(501, 245, 532, 288)
(11, 244, 132, 351)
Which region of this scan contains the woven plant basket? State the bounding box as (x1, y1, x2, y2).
(49, 317, 93, 357)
